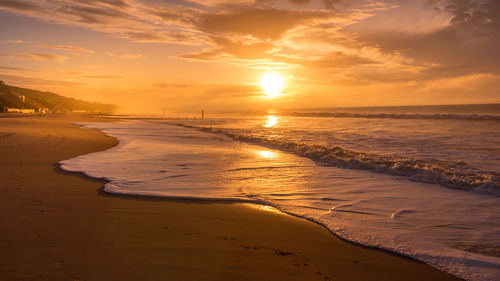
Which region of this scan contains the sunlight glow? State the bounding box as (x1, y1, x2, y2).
(260, 72, 285, 98)
(264, 115, 278, 127)
(257, 150, 276, 159)
(244, 203, 281, 213)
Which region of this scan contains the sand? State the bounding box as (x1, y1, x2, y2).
(0, 115, 463, 281)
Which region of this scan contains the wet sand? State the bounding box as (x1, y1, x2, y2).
(0, 115, 462, 281)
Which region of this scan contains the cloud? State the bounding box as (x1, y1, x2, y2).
(180, 34, 376, 69)
(153, 82, 261, 99)
(91, 0, 129, 8)
(419, 73, 499, 92)
(154, 83, 189, 89)
(125, 32, 165, 42)
(274, 51, 376, 68)
(0, 0, 38, 11)
(84, 75, 123, 79)
(57, 70, 85, 75)
(54, 3, 130, 25)
(322, 0, 342, 10)
(203, 84, 262, 98)
(0, 1, 128, 24)
(351, 0, 500, 78)
(0, 53, 68, 62)
(289, 0, 310, 4)
(179, 37, 274, 60)
(0, 1, 357, 67)
(105, 52, 146, 59)
(0, 65, 33, 79)
(0, 73, 85, 87)
(0, 0, 203, 45)
(35, 44, 94, 54)
(5, 39, 94, 54)
(444, 0, 500, 33)
(198, 7, 334, 40)
(0, 66, 27, 71)
(5, 39, 34, 44)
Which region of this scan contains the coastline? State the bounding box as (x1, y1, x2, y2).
(0, 115, 463, 281)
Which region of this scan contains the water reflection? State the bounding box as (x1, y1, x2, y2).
(257, 150, 276, 159)
(244, 203, 282, 214)
(264, 115, 278, 127)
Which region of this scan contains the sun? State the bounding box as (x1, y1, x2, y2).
(260, 72, 285, 98)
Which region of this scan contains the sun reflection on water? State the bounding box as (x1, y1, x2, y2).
(258, 150, 276, 159)
(244, 203, 282, 214)
(264, 115, 278, 127)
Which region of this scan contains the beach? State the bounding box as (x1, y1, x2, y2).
(0, 115, 462, 281)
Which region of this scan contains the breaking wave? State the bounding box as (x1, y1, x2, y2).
(288, 112, 500, 121)
(176, 124, 500, 196)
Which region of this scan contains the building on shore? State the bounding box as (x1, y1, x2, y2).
(3, 108, 36, 113)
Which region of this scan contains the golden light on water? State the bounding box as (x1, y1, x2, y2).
(264, 115, 278, 127)
(244, 203, 281, 214)
(257, 150, 276, 159)
(260, 72, 285, 98)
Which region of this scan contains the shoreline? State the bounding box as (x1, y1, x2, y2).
(0, 115, 463, 281)
(60, 165, 450, 278)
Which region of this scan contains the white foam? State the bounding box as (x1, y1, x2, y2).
(60, 121, 500, 281)
(178, 124, 500, 195)
(289, 111, 500, 120)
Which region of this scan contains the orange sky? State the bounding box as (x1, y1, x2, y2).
(0, 0, 499, 113)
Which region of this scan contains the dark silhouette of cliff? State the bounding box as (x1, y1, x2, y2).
(0, 81, 115, 113)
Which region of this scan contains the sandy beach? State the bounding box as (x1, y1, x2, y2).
(0, 115, 462, 281)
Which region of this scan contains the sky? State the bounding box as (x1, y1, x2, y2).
(0, 0, 499, 113)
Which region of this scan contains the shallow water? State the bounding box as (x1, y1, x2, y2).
(174, 114, 500, 194)
(60, 118, 500, 281)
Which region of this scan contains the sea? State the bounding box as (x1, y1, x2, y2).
(60, 104, 500, 281)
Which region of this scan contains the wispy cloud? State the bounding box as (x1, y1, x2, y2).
(105, 52, 145, 59)
(5, 39, 35, 44)
(5, 39, 94, 54)
(197, 7, 336, 40)
(0, 53, 68, 62)
(0, 73, 85, 87)
(84, 75, 123, 79)
(35, 44, 94, 54)
(153, 82, 261, 99)
(0, 65, 28, 71)
(0, 0, 38, 11)
(419, 73, 499, 92)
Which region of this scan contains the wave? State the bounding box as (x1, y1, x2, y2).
(176, 124, 500, 196)
(288, 112, 500, 121)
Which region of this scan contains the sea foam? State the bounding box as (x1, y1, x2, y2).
(177, 124, 500, 196)
(60, 120, 500, 281)
(289, 112, 500, 121)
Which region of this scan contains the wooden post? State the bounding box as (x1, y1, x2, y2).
(202, 110, 204, 120)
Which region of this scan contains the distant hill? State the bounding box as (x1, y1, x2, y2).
(0, 81, 115, 114)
